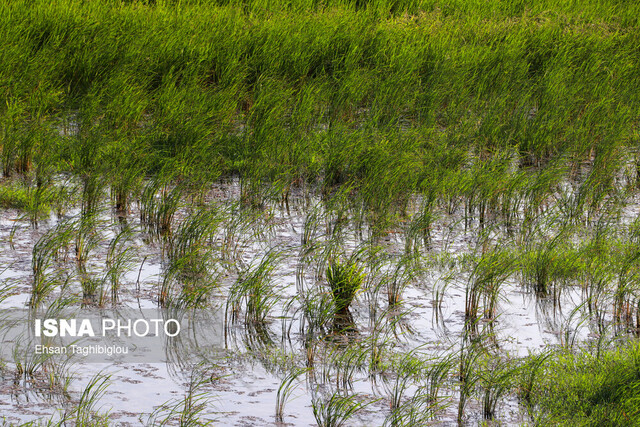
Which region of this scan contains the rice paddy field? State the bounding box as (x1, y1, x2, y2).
(1, 0, 640, 425)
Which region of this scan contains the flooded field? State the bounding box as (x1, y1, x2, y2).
(2, 174, 637, 426)
(2, 0, 640, 424)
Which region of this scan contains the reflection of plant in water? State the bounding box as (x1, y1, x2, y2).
(31, 219, 75, 307)
(104, 226, 136, 304)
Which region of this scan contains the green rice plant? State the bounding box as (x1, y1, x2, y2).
(476, 353, 517, 420)
(139, 174, 183, 238)
(382, 351, 453, 427)
(301, 204, 323, 248)
(275, 367, 309, 422)
(312, 391, 374, 427)
(74, 216, 103, 305)
(516, 351, 551, 415)
(0, 179, 57, 227)
(104, 226, 136, 304)
(147, 368, 215, 426)
(219, 203, 265, 265)
(321, 187, 353, 242)
(465, 247, 514, 324)
(31, 219, 75, 307)
(383, 388, 448, 427)
(612, 244, 640, 330)
(104, 134, 146, 215)
(12, 334, 56, 383)
(404, 195, 436, 254)
(61, 374, 111, 426)
(160, 208, 222, 306)
(456, 341, 481, 425)
(323, 340, 369, 390)
(383, 254, 418, 308)
(160, 253, 219, 308)
(296, 289, 335, 339)
(326, 257, 365, 317)
(383, 350, 427, 417)
(167, 209, 221, 264)
(423, 353, 454, 407)
(560, 302, 591, 350)
(226, 250, 283, 326)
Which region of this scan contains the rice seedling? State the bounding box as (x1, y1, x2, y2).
(61, 374, 111, 426)
(30, 219, 75, 307)
(326, 257, 365, 319)
(612, 245, 640, 331)
(159, 208, 223, 307)
(219, 203, 268, 266)
(297, 289, 335, 340)
(226, 250, 284, 326)
(382, 351, 453, 426)
(12, 335, 56, 384)
(160, 256, 219, 309)
(312, 391, 375, 427)
(404, 196, 436, 254)
(104, 226, 136, 304)
(147, 368, 215, 426)
(456, 340, 481, 425)
(383, 350, 427, 417)
(74, 216, 103, 305)
(476, 353, 517, 421)
(464, 247, 514, 325)
(383, 254, 418, 308)
(275, 367, 308, 422)
(519, 231, 579, 298)
(516, 351, 551, 415)
(383, 389, 448, 427)
(140, 174, 183, 238)
(323, 340, 369, 390)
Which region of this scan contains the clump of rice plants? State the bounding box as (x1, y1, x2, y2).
(226, 250, 283, 327)
(61, 374, 111, 426)
(140, 176, 183, 238)
(275, 368, 308, 422)
(476, 354, 518, 420)
(312, 391, 374, 427)
(160, 208, 222, 307)
(326, 258, 365, 318)
(30, 219, 76, 307)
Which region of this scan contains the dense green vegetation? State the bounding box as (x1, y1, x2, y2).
(2, 0, 640, 425)
(532, 344, 640, 425)
(2, 0, 639, 217)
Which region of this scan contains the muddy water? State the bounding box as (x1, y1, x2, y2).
(0, 180, 618, 426)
